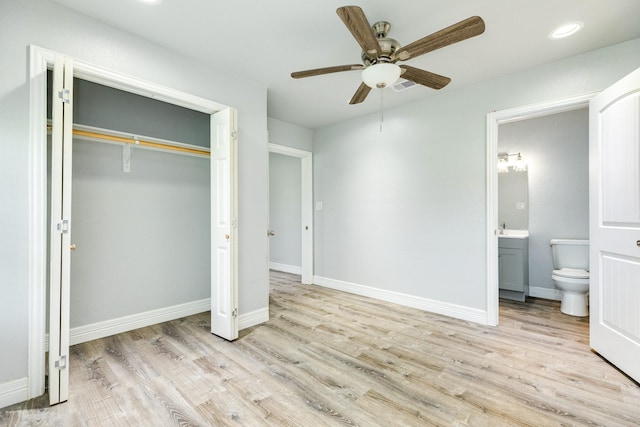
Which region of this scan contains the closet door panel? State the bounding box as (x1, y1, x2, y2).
(48, 55, 73, 406)
(210, 108, 238, 340)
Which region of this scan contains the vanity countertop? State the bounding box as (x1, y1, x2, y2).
(498, 229, 529, 239)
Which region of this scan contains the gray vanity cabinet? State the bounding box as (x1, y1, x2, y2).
(498, 237, 529, 302)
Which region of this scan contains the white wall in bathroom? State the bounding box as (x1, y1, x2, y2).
(498, 108, 589, 292)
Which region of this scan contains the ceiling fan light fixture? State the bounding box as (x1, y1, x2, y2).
(362, 63, 401, 89)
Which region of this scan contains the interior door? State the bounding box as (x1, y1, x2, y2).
(589, 67, 640, 383)
(210, 108, 239, 340)
(48, 55, 73, 405)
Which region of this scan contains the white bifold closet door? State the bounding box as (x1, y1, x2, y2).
(210, 108, 239, 341)
(48, 55, 73, 405)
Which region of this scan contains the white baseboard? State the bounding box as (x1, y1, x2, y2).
(44, 299, 269, 351)
(239, 307, 269, 330)
(47, 298, 211, 350)
(269, 262, 302, 275)
(313, 275, 487, 325)
(69, 298, 211, 346)
(529, 286, 562, 301)
(0, 377, 28, 410)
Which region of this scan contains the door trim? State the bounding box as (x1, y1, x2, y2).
(485, 92, 596, 326)
(28, 45, 231, 401)
(268, 143, 313, 285)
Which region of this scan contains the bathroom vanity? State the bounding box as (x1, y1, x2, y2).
(498, 231, 529, 302)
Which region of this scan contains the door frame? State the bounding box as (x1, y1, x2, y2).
(485, 92, 596, 326)
(268, 143, 314, 284)
(27, 45, 230, 399)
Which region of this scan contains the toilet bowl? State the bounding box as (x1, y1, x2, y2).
(552, 268, 589, 317)
(550, 239, 589, 317)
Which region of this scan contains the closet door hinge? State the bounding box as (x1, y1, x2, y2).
(57, 219, 70, 234)
(231, 130, 238, 141)
(54, 355, 67, 370)
(232, 308, 238, 318)
(58, 89, 71, 104)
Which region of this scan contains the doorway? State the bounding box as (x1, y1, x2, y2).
(267, 143, 313, 285)
(486, 93, 595, 325)
(497, 108, 589, 305)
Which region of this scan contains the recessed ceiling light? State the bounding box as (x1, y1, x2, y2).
(549, 22, 583, 39)
(137, 0, 162, 5)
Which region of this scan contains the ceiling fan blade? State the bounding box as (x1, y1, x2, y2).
(336, 6, 382, 59)
(396, 16, 485, 61)
(291, 64, 364, 79)
(399, 65, 451, 90)
(349, 83, 372, 105)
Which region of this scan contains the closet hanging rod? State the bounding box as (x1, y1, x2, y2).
(46, 124, 211, 157)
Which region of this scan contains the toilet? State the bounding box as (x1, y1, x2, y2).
(550, 239, 589, 317)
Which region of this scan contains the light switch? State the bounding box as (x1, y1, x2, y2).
(315, 201, 323, 211)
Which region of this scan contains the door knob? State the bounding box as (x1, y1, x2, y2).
(70, 244, 76, 251)
(267, 230, 276, 237)
(637, 240, 640, 247)
(225, 234, 230, 240)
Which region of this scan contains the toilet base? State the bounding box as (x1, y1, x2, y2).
(560, 291, 589, 317)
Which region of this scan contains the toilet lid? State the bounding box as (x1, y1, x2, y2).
(553, 268, 589, 279)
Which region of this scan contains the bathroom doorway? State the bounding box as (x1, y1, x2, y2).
(486, 94, 594, 325)
(498, 107, 589, 304)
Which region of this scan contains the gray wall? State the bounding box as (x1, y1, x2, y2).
(268, 117, 313, 152)
(269, 153, 302, 270)
(70, 142, 210, 327)
(48, 75, 211, 147)
(313, 38, 640, 310)
(0, 0, 268, 392)
(499, 109, 589, 291)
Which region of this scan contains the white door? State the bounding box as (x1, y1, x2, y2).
(210, 108, 239, 340)
(48, 55, 74, 405)
(589, 67, 640, 383)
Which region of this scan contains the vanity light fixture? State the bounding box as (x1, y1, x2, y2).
(513, 153, 527, 172)
(497, 152, 527, 173)
(497, 156, 510, 174)
(549, 22, 583, 40)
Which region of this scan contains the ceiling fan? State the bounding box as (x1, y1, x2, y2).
(291, 6, 485, 105)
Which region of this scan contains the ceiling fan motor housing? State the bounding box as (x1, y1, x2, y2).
(362, 21, 400, 66)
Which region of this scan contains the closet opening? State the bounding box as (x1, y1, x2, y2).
(45, 72, 213, 349)
(30, 46, 237, 404)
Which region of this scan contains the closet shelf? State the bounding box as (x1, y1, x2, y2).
(47, 123, 211, 157)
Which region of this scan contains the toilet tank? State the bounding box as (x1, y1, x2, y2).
(550, 239, 589, 270)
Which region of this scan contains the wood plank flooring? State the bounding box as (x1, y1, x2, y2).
(2, 271, 640, 426)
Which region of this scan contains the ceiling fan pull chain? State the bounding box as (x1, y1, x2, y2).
(379, 88, 384, 132)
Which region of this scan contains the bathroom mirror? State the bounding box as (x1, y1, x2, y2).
(498, 170, 528, 230)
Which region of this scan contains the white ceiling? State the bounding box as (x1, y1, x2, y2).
(50, 0, 640, 129)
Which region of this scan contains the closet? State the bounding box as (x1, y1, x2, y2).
(44, 54, 237, 405)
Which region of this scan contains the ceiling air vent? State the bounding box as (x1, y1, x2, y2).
(391, 79, 417, 92)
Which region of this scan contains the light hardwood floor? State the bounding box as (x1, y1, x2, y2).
(2, 271, 640, 426)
